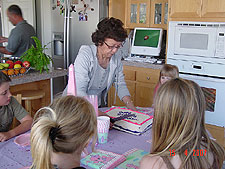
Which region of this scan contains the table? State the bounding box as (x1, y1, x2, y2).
(0, 137, 32, 169)
(0, 107, 153, 169)
(0, 130, 152, 169)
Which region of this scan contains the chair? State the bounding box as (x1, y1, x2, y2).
(11, 94, 22, 129)
(13, 90, 45, 117)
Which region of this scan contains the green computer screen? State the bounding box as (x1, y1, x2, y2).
(134, 29, 160, 48)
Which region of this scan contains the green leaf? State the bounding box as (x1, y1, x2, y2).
(21, 36, 53, 73)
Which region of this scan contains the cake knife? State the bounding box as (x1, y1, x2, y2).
(110, 114, 136, 123)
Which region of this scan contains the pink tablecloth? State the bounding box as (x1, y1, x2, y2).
(0, 137, 32, 169)
(0, 107, 153, 169)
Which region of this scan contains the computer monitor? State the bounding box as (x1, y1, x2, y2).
(131, 27, 163, 57)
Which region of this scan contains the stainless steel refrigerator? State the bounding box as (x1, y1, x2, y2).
(51, 0, 108, 96)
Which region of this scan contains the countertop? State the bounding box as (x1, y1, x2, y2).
(122, 60, 163, 69)
(9, 61, 161, 86)
(10, 68, 68, 86)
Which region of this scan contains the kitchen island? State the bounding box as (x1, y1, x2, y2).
(10, 68, 67, 86)
(9, 68, 68, 115)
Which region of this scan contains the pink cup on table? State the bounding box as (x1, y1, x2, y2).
(97, 116, 110, 144)
(84, 95, 98, 116)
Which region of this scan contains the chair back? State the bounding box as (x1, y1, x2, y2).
(10, 94, 22, 129)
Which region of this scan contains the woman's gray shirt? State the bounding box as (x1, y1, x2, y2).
(63, 45, 130, 105)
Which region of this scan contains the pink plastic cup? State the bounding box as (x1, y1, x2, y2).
(84, 95, 98, 116)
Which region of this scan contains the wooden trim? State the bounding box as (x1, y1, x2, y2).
(169, 17, 225, 22)
(205, 124, 225, 148)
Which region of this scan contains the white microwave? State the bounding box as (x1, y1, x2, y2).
(167, 21, 225, 59)
(167, 21, 225, 77)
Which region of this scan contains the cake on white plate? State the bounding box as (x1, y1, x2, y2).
(104, 107, 153, 135)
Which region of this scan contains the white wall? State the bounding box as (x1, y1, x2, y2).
(38, 0, 52, 57)
(36, 0, 53, 102)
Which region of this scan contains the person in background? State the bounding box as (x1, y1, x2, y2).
(140, 78, 225, 169)
(31, 96, 97, 169)
(0, 72, 32, 141)
(0, 4, 36, 57)
(63, 17, 136, 112)
(152, 64, 179, 106)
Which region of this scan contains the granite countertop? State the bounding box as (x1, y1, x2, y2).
(122, 60, 164, 69)
(10, 68, 68, 86)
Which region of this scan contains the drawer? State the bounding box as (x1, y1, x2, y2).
(123, 69, 136, 81)
(136, 68, 160, 83)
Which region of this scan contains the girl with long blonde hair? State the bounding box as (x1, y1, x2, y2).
(140, 78, 225, 169)
(30, 96, 97, 169)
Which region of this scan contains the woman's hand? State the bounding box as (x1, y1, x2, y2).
(122, 96, 137, 111)
(126, 101, 137, 111)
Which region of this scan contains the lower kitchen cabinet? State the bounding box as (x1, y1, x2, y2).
(108, 81, 135, 106)
(108, 65, 160, 107)
(135, 82, 156, 107)
(205, 124, 225, 149)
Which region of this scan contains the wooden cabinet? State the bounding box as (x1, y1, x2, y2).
(109, 0, 168, 29)
(108, 65, 160, 107)
(109, 0, 126, 24)
(205, 124, 225, 148)
(169, 0, 201, 18)
(135, 68, 160, 106)
(150, 0, 168, 30)
(201, 0, 225, 18)
(10, 79, 51, 117)
(169, 0, 225, 21)
(125, 0, 151, 28)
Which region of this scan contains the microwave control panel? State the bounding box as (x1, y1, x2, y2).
(215, 29, 225, 58)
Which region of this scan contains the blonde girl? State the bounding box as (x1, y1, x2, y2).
(153, 64, 179, 104)
(30, 96, 97, 169)
(140, 78, 225, 169)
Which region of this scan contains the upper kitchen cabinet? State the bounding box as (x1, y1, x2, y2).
(201, 0, 225, 18)
(150, 0, 168, 30)
(125, 0, 151, 28)
(169, 0, 225, 22)
(109, 0, 168, 29)
(169, 0, 201, 18)
(109, 0, 126, 24)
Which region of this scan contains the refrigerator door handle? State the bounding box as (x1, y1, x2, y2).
(66, 0, 71, 68)
(64, 0, 71, 69)
(63, 0, 68, 69)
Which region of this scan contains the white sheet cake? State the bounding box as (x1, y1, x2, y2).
(104, 107, 153, 135)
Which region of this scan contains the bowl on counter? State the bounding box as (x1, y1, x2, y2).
(0, 58, 31, 77)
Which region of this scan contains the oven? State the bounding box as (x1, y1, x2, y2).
(167, 21, 225, 127)
(180, 74, 225, 127)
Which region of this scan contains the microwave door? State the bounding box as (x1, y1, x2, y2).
(174, 27, 217, 57)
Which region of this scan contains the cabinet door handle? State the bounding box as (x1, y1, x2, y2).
(147, 77, 150, 80)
